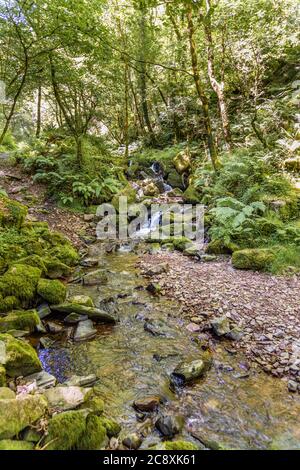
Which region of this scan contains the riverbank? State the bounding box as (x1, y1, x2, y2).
(139, 251, 300, 392)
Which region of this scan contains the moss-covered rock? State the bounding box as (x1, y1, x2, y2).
(37, 279, 67, 305)
(163, 441, 199, 450)
(173, 151, 191, 174)
(206, 239, 239, 255)
(0, 366, 6, 386)
(44, 257, 73, 279)
(14, 255, 47, 274)
(232, 248, 275, 271)
(45, 410, 87, 450)
(98, 417, 121, 438)
(82, 396, 104, 416)
(0, 394, 47, 439)
(68, 295, 94, 308)
(166, 170, 184, 190)
(49, 244, 79, 267)
(0, 439, 35, 450)
(0, 333, 42, 377)
(112, 184, 137, 211)
(0, 196, 28, 229)
(0, 295, 20, 313)
(0, 264, 41, 304)
(183, 185, 202, 204)
(0, 310, 40, 333)
(172, 237, 194, 252)
(77, 415, 108, 450)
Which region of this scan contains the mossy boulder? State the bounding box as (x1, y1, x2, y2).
(173, 151, 191, 174)
(98, 417, 121, 438)
(14, 255, 47, 275)
(77, 415, 108, 450)
(162, 441, 199, 450)
(232, 248, 275, 271)
(112, 184, 137, 211)
(167, 169, 184, 189)
(0, 439, 35, 450)
(49, 244, 79, 267)
(44, 257, 73, 279)
(0, 366, 6, 386)
(0, 196, 27, 229)
(0, 310, 40, 333)
(82, 396, 104, 416)
(0, 264, 41, 304)
(0, 333, 42, 377)
(0, 295, 20, 313)
(37, 279, 67, 305)
(206, 239, 239, 255)
(45, 410, 87, 450)
(172, 237, 194, 252)
(183, 185, 202, 204)
(0, 394, 47, 439)
(68, 295, 94, 308)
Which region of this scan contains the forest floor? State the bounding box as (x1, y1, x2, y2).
(140, 252, 300, 388)
(1, 162, 300, 391)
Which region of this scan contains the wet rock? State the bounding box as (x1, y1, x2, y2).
(51, 303, 116, 323)
(83, 270, 108, 286)
(44, 386, 91, 411)
(211, 316, 231, 337)
(22, 371, 57, 389)
(64, 374, 97, 387)
(39, 337, 55, 349)
(46, 321, 64, 334)
(0, 394, 47, 439)
(122, 433, 142, 450)
(171, 355, 211, 386)
(184, 245, 200, 257)
(35, 322, 47, 334)
(133, 396, 161, 412)
(146, 283, 161, 295)
(68, 295, 94, 308)
(155, 415, 183, 438)
(64, 313, 88, 324)
(144, 320, 171, 337)
(73, 320, 97, 342)
(144, 263, 169, 277)
(80, 258, 99, 268)
(288, 380, 298, 393)
(37, 302, 51, 320)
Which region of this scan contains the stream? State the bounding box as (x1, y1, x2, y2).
(38, 249, 300, 450)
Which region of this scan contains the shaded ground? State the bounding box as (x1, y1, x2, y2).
(139, 251, 300, 391)
(0, 164, 94, 247)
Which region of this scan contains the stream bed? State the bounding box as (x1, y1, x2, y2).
(39, 251, 300, 450)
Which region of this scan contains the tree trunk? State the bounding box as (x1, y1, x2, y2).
(36, 85, 42, 138)
(204, 0, 232, 149)
(75, 135, 84, 168)
(186, 7, 219, 170)
(124, 61, 129, 161)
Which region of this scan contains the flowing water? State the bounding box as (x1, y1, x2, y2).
(39, 250, 300, 450)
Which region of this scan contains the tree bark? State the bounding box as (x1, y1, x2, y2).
(36, 84, 42, 138)
(186, 6, 219, 170)
(204, 0, 232, 149)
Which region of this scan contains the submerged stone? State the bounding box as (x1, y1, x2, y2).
(73, 320, 97, 342)
(134, 396, 161, 412)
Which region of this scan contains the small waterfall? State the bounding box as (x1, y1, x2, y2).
(134, 210, 162, 238)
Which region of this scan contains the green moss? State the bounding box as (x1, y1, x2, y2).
(207, 239, 239, 255)
(0, 333, 42, 377)
(0, 366, 6, 386)
(14, 255, 47, 274)
(0, 310, 40, 333)
(183, 185, 202, 204)
(49, 244, 79, 267)
(164, 441, 199, 451)
(45, 410, 87, 450)
(0, 439, 34, 450)
(0, 295, 20, 313)
(82, 396, 104, 415)
(43, 257, 73, 279)
(0, 196, 28, 229)
(232, 248, 275, 271)
(98, 417, 121, 438)
(37, 279, 67, 305)
(270, 245, 300, 275)
(77, 415, 108, 450)
(172, 237, 193, 252)
(0, 264, 41, 304)
(68, 295, 94, 308)
(112, 184, 137, 211)
(173, 151, 191, 174)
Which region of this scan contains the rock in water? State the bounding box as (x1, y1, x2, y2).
(22, 370, 57, 389)
(82, 270, 108, 286)
(44, 386, 91, 411)
(64, 313, 88, 324)
(0, 394, 47, 439)
(122, 433, 142, 450)
(211, 316, 231, 337)
(37, 302, 51, 319)
(73, 320, 97, 342)
(155, 415, 183, 438)
(50, 303, 116, 323)
(46, 321, 64, 334)
(64, 374, 97, 387)
(133, 396, 161, 412)
(170, 356, 211, 386)
(68, 295, 94, 307)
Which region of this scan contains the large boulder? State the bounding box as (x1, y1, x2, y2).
(0, 310, 40, 333)
(0, 196, 27, 229)
(232, 248, 275, 271)
(0, 333, 42, 377)
(0, 264, 41, 305)
(37, 279, 67, 305)
(173, 151, 191, 174)
(167, 169, 185, 190)
(0, 394, 47, 439)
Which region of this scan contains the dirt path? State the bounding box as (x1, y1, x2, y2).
(0, 164, 94, 247)
(140, 251, 300, 392)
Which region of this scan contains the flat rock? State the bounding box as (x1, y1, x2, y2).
(73, 320, 97, 342)
(64, 313, 88, 324)
(44, 386, 91, 411)
(23, 371, 57, 389)
(37, 302, 51, 320)
(46, 321, 64, 334)
(39, 337, 55, 349)
(64, 374, 97, 387)
(51, 303, 116, 323)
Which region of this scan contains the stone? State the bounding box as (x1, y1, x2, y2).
(122, 433, 142, 450)
(184, 245, 200, 257)
(0, 333, 41, 378)
(0, 394, 47, 439)
(51, 303, 116, 323)
(0, 341, 6, 365)
(171, 355, 211, 386)
(80, 258, 99, 268)
(39, 337, 55, 349)
(64, 374, 97, 387)
(144, 320, 171, 337)
(37, 302, 51, 319)
(44, 386, 92, 411)
(83, 214, 95, 222)
(186, 323, 201, 333)
(225, 327, 244, 342)
(146, 283, 161, 295)
(23, 371, 57, 389)
(83, 270, 108, 286)
(73, 320, 97, 342)
(211, 316, 231, 337)
(0, 310, 40, 333)
(46, 321, 64, 334)
(288, 380, 298, 393)
(0, 387, 15, 399)
(37, 279, 67, 305)
(232, 248, 275, 271)
(144, 263, 169, 277)
(155, 415, 183, 438)
(68, 295, 94, 308)
(133, 396, 161, 412)
(201, 254, 217, 262)
(173, 151, 191, 174)
(64, 313, 88, 324)
(44, 410, 87, 450)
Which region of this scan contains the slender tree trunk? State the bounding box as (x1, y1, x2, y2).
(124, 61, 129, 161)
(186, 7, 219, 170)
(204, 0, 232, 149)
(75, 135, 84, 168)
(36, 85, 42, 138)
(0, 57, 28, 145)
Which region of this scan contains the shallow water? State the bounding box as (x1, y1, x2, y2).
(39, 251, 300, 450)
